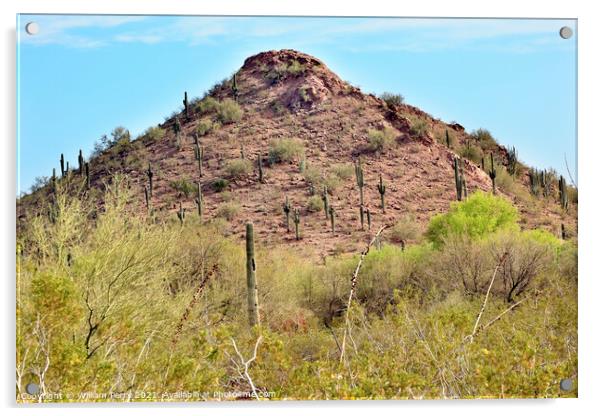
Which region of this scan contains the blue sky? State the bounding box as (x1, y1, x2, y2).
(17, 15, 577, 195)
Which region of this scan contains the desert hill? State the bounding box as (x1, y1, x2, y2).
(17, 49, 577, 257)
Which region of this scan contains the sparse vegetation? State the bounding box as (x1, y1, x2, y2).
(170, 178, 196, 198)
(410, 119, 429, 137)
(268, 138, 305, 164)
(212, 177, 230, 192)
(367, 127, 397, 153)
(216, 98, 243, 124)
(224, 159, 253, 179)
(380, 92, 404, 107)
(306, 195, 323, 213)
(216, 201, 241, 220)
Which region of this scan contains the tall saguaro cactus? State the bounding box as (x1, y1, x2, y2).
(78, 149, 84, 175)
(355, 159, 365, 227)
(322, 186, 329, 219)
(329, 206, 335, 234)
(445, 129, 451, 148)
(146, 163, 154, 197)
(507, 146, 518, 176)
(293, 208, 301, 240)
(453, 157, 463, 201)
(60, 153, 65, 178)
(246, 223, 260, 327)
(559, 175, 569, 210)
(377, 174, 386, 212)
(195, 182, 203, 218)
(488, 153, 497, 194)
(232, 73, 239, 101)
(194, 143, 203, 177)
(183, 91, 189, 120)
(144, 186, 151, 213)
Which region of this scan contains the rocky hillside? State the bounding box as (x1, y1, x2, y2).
(17, 49, 577, 257)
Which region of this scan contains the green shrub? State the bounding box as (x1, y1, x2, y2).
(426, 191, 519, 247)
(141, 126, 165, 144)
(268, 138, 305, 163)
(196, 96, 220, 114)
(212, 178, 229, 192)
(196, 119, 215, 136)
(410, 120, 429, 136)
(460, 145, 483, 165)
(287, 60, 306, 76)
(470, 128, 498, 152)
(367, 127, 397, 153)
(216, 201, 240, 221)
(306, 195, 323, 213)
(216, 99, 242, 124)
(170, 179, 196, 198)
(388, 215, 422, 245)
(224, 159, 253, 179)
(330, 163, 354, 180)
(380, 92, 404, 107)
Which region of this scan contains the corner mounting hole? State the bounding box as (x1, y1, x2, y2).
(25, 22, 39, 35)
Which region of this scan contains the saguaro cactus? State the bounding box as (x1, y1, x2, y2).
(60, 153, 65, 177)
(445, 129, 451, 148)
(177, 202, 185, 225)
(183, 91, 189, 120)
(453, 157, 463, 201)
(488, 153, 497, 194)
(144, 186, 151, 213)
(355, 159, 365, 227)
(366, 208, 372, 230)
(329, 206, 335, 234)
(377, 174, 386, 212)
(321, 186, 329, 219)
(559, 175, 569, 210)
(146, 163, 154, 197)
(293, 208, 301, 240)
(195, 182, 203, 218)
(561, 223, 567, 240)
(194, 143, 203, 177)
(51, 168, 57, 193)
(232, 73, 239, 101)
(257, 154, 264, 183)
(246, 222, 260, 327)
(78, 149, 84, 175)
(283, 196, 291, 232)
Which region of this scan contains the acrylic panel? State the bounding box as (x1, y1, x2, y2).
(16, 15, 577, 403)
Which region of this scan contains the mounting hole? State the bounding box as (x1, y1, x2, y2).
(25, 382, 40, 395)
(25, 22, 39, 35)
(559, 26, 573, 39)
(560, 378, 573, 391)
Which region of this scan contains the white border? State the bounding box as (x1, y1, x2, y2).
(2, 1, 600, 415)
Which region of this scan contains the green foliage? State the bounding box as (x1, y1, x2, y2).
(367, 127, 396, 153)
(216, 98, 243, 124)
(410, 120, 429, 136)
(196, 96, 220, 114)
(268, 138, 305, 164)
(380, 92, 404, 107)
(170, 179, 196, 198)
(264, 59, 306, 84)
(427, 191, 519, 247)
(212, 178, 230, 192)
(196, 119, 216, 136)
(141, 126, 165, 144)
(470, 128, 498, 152)
(330, 163, 354, 180)
(17, 174, 577, 402)
(224, 159, 253, 179)
(306, 195, 323, 213)
(460, 144, 484, 165)
(216, 201, 241, 221)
